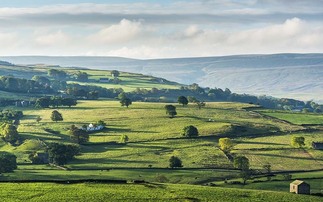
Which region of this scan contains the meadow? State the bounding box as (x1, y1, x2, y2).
(260, 110, 323, 125)
(0, 65, 322, 200)
(0, 182, 321, 202)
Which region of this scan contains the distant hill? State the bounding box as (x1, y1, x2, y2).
(1, 53, 323, 103)
(0, 60, 13, 66)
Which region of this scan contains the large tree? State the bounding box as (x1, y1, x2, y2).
(291, 136, 305, 148)
(178, 96, 188, 106)
(182, 125, 199, 138)
(111, 70, 120, 78)
(35, 97, 51, 108)
(169, 156, 183, 168)
(164, 105, 177, 118)
(75, 71, 88, 82)
(61, 98, 77, 107)
(47, 143, 80, 165)
(219, 138, 235, 152)
(69, 125, 89, 144)
(233, 156, 250, 170)
(263, 164, 272, 181)
(0, 151, 17, 173)
(120, 97, 132, 108)
(1, 123, 19, 144)
(51, 110, 63, 122)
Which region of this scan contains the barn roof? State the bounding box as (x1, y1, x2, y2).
(291, 180, 307, 185)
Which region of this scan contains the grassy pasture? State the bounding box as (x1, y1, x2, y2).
(233, 132, 323, 170)
(216, 171, 323, 194)
(0, 99, 322, 194)
(0, 182, 321, 202)
(260, 111, 323, 125)
(67, 69, 181, 92)
(10, 101, 301, 169)
(0, 168, 239, 184)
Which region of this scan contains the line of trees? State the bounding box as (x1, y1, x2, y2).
(35, 97, 77, 108)
(0, 76, 52, 94)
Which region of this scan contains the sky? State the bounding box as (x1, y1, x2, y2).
(0, 0, 323, 58)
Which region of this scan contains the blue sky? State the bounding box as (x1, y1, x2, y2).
(0, 0, 323, 58)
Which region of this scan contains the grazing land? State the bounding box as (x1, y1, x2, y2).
(0, 183, 321, 202)
(0, 65, 322, 201)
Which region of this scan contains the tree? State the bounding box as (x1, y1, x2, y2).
(96, 120, 106, 126)
(196, 101, 206, 109)
(69, 125, 89, 144)
(187, 96, 198, 103)
(178, 96, 188, 106)
(111, 70, 120, 78)
(35, 97, 51, 108)
(47, 143, 80, 165)
(32, 75, 51, 85)
(169, 156, 183, 168)
(51, 110, 63, 122)
(36, 116, 42, 123)
(61, 98, 77, 107)
(240, 169, 251, 185)
(119, 134, 129, 144)
(50, 96, 62, 108)
(75, 71, 88, 82)
(219, 138, 235, 152)
(0, 151, 17, 173)
(233, 156, 249, 170)
(263, 164, 272, 181)
(1, 123, 19, 144)
(118, 92, 127, 100)
(182, 125, 199, 138)
(120, 97, 132, 108)
(164, 105, 177, 118)
(48, 69, 67, 80)
(291, 136, 305, 148)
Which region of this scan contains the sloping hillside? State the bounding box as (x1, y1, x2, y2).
(2, 53, 322, 102)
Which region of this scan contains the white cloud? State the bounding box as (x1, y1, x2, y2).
(88, 19, 146, 44)
(1, 16, 323, 58)
(35, 30, 70, 46)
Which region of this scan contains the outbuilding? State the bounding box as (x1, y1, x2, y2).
(312, 142, 323, 150)
(290, 180, 310, 194)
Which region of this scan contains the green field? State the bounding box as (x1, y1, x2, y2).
(67, 69, 181, 92)
(0, 183, 321, 202)
(260, 111, 323, 125)
(0, 65, 323, 201)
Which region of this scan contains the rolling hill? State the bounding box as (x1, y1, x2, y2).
(2, 53, 323, 103)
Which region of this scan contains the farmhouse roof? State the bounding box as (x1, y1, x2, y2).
(291, 180, 307, 186)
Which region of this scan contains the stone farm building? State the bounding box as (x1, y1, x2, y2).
(99, 78, 110, 83)
(312, 142, 323, 150)
(290, 180, 310, 194)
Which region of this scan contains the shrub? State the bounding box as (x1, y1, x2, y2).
(182, 125, 199, 138)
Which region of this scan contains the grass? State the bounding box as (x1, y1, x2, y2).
(1, 100, 321, 176)
(0, 168, 239, 184)
(260, 111, 323, 125)
(233, 132, 323, 170)
(216, 171, 323, 194)
(0, 182, 321, 202)
(67, 69, 181, 92)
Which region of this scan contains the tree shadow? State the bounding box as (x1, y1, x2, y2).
(236, 141, 287, 146)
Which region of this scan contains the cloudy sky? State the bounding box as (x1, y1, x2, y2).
(1, 0, 323, 58)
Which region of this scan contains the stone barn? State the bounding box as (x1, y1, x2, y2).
(312, 142, 323, 150)
(290, 180, 310, 194)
